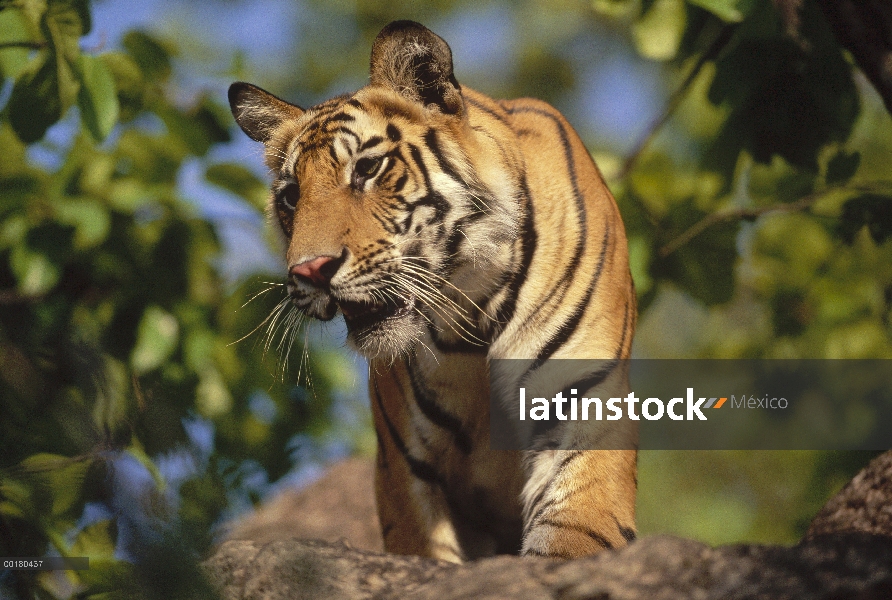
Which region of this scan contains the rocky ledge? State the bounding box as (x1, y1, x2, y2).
(206, 452, 892, 600)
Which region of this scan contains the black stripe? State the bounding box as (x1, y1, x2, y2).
(523, 451, 584, 534)
(403, 357, 474, 454)
(554, 451, 583, 478)
(393, 172, 408, 194)
(466, 95, 509, 125)
(347, 98, 363, 110)
(507, 106, 587, 315)
(360, 135, 384, 151)
(329, 126, 360, 145)
(524, 498, 557, 535)
(381, 523, 395, 538)
(523, 225, 611, 383)
(423, 128, 465, 184)
(426, 329, 487, 354)
(375, 427, 388, 468)
(522, 547, 572, 559)
(370, 207, 399, 235)
(562, 359, 619, 399)
(536, 519, 613, 549)
(615, 517, 636, 543)
(407, 144, 451, 223)
(377, 154, 398, 184)
(371, 379, 441, 484)
(386, 123, 401, 141)
(492, 171, 536, 329)
(326, 111, 355, 123)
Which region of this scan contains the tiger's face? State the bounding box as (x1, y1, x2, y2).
(229, 24, 522, 359)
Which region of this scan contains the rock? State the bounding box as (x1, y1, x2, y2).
(224, 457, 383, 552)
(806, 451, 892, 539)
(206, 451, 892, 600)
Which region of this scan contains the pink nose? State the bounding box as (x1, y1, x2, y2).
(289, 255, 339, 287)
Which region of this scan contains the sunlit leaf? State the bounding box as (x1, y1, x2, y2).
(77, 54, 120, 142)
(130, 305, 180, 375)
(92, 356, 130, 432)
(686, 0, 754, 23)
(99, 51, 146, 122)
(591, 0, 638, 19)
(71, 519, 117, 558)
(10, 243, 61, 296)
(0, 8, 35, 80)
(55, 198, 111, 249)
(19, 454, 96, 520)
(41, 0, 85, 108)
(633, 0, 686, 60)
(196, 366, 233, 418)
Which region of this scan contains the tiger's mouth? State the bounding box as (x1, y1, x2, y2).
(338, 294, 416, 333)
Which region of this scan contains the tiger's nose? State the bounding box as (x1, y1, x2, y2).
(289, 253, 345, 287)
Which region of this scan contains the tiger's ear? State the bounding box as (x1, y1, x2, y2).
(369, 20, 463, 116)
(228, 82, 305, 143)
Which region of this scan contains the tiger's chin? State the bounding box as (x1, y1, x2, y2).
(340, 295, 423, 361)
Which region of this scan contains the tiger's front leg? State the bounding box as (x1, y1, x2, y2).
(369, 364, 467, 562)
(521, 449, 637, 558)
(369, 358, 525, 562)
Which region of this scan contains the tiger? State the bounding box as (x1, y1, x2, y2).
(228, 20, 637, 562)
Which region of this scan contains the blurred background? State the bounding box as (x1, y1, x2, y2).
(1, 0, 891, 597)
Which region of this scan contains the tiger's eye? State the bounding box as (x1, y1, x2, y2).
(352, 157, 382, 188)
(280, 182, 300, 210)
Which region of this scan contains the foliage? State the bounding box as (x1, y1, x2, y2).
(0, 1, 353, 597)
(1, 0, 891, 597)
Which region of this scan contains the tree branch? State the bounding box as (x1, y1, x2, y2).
(0, 289, 42, 304)
(619, 24, 737, 181)
(0, 41, 45, 51)
(658, 181, 892, 257)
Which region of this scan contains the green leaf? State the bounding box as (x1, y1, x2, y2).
(92, 356, 130, 433)
(130, 305, 180, 375)
(706, 4, 860, 171)
(99, 51, 146, 122)
(196, 367, 232, 418)
(159, 96, 231, 157)
(42, 0, 85, 109)
(10, 242, 61, 296)
(71, 519, 117, 558)
(591, 0, 638, 18)
(76, 559, 136, 597)
(205, 162, 268, 209)
(655, 200, 739, 305)
(837, 194, 892, 245)
(77, 54, 120, 142)
(55, 198, 111, 249)
(825, 150, 861, 187)
(20, 453, 96, 520)
(7, 55, 64, 143)
(122, 30, 172, 82)
(633, 0, 687, 61)
(686, 0, 754, 22)
(0, 7, 35, 80)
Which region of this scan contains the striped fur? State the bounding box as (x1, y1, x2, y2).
(229, 20, 637, 562)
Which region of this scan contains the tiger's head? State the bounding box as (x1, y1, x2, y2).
(229, 21, 523, 360)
